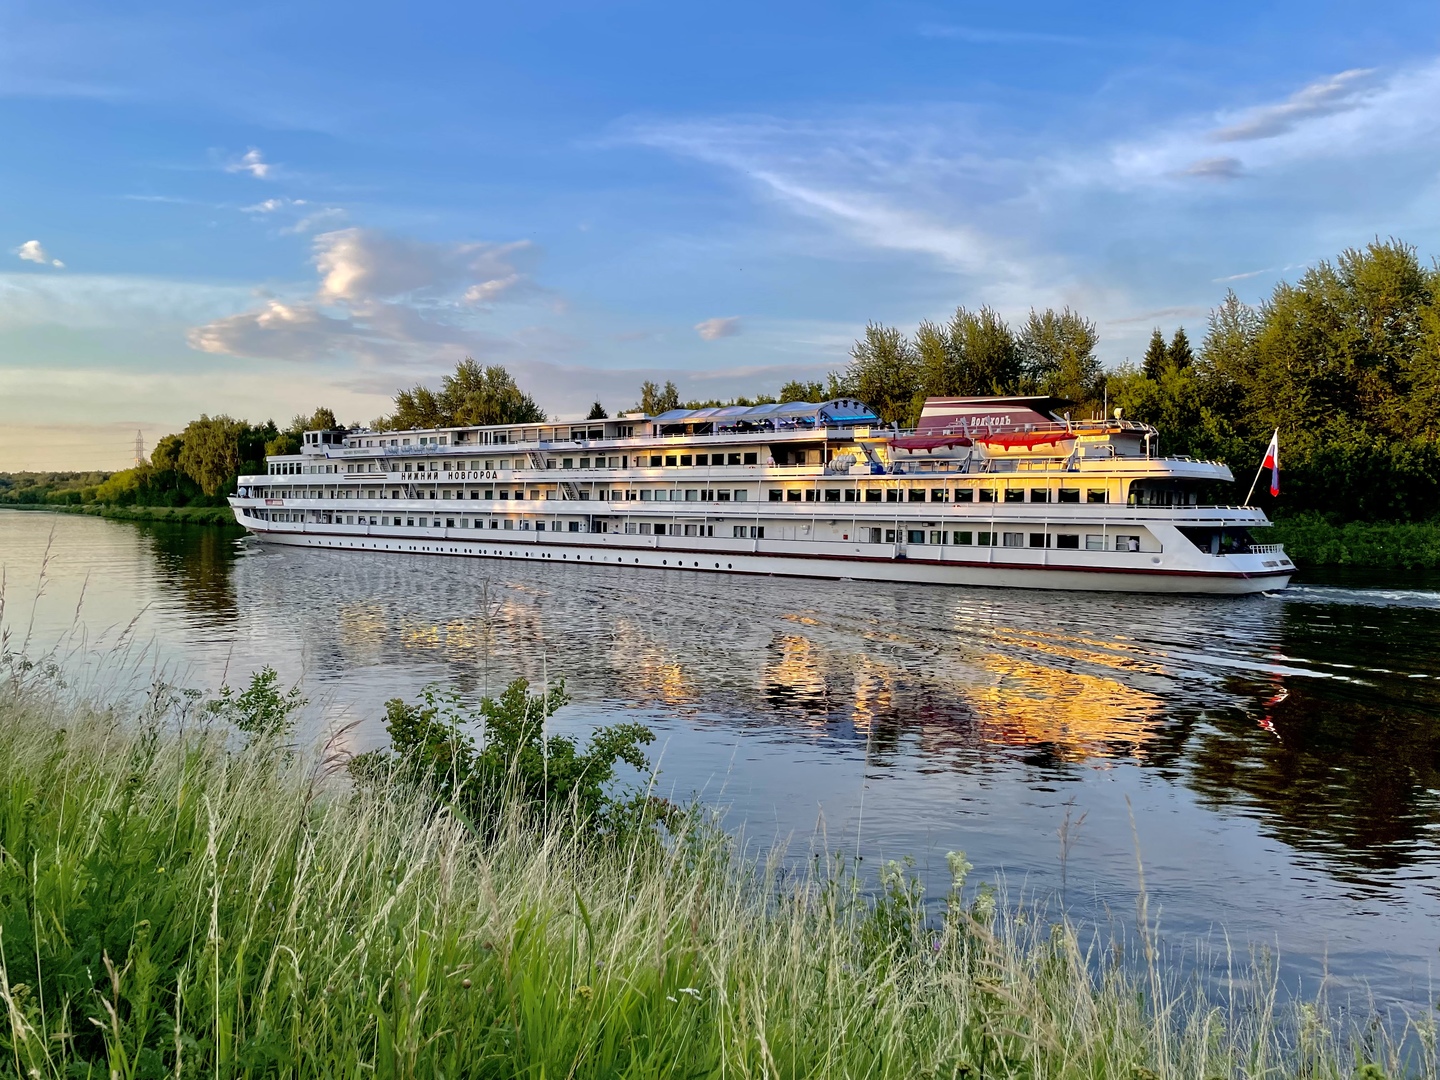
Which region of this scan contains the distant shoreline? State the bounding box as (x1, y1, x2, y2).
(0, 502, 242, 528)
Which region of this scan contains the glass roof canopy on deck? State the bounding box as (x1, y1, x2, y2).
(651, 398, 880, 433)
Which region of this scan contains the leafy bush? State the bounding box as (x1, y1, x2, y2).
(349, 678, 663, 841)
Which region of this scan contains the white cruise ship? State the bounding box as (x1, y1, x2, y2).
(229, 395, 1293, 594)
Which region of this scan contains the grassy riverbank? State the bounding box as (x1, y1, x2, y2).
(0, 675, 1430, 1078)
(1268, 518, 1440, 571)
(0, 502, 240, 527)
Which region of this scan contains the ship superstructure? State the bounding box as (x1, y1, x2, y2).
(229, 395, 1292, 593)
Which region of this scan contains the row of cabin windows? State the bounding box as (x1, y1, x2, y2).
(253, 510, 1143, 552)
(863, 529, 1141, 551)
(769, 487, 1110, 504)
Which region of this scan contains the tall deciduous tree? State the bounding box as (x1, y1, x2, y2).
(382, 360, 546, 429)
(178, 415, 246, 496)
(778, 379, 825, 403)
(637, 380, 681, 415)
(1016, 308, 1103, 405)
(843, 322, 919, 425)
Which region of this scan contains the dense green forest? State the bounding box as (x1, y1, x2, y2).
(5, 238, 1436, 526)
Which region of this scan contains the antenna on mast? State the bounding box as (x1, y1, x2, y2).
(134, 430, 148, 467)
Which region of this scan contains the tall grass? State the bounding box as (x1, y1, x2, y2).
(0, 672, 1435, 1078)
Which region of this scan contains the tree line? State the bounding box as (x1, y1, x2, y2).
(6, 238, 1435, 524)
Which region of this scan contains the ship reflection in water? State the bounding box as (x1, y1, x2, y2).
(4, 510, 1440, 1008)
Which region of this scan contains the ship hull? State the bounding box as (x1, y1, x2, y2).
(237, 520, 1291, 595)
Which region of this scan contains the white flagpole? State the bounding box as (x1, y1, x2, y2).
(1244, 429, 1277, 506)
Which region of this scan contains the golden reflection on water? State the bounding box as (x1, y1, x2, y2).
(607, 616, 697, 707)
(962, 652, 1164, 761)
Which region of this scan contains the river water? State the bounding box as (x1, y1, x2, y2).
(3, 509, 1439, 1010)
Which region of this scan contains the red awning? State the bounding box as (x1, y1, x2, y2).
(977, 431, 1077, 449)
(887, 435, 974, 451)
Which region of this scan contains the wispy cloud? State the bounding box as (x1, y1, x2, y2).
(695, 316, 741, 340)
(16, 240, 63, 268)
(1113, 60, 1440, 185)
(1212, 268, 1272, 283)
(918, 23, 1090, 47)
(1181, 156, 1243, 180)
(243, 197, 305, 213)
(188, 227, 543, 365)
(225, 147, 272, 179)
(1210, 68, 1376, 142)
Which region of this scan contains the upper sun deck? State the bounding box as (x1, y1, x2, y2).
(277, 394, 1196, 478)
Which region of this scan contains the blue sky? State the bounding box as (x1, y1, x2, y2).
(3, 0, 1439, 468)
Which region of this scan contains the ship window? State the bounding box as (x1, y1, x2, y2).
(537, 521, 546, 531)
(442, 490, 451, 499)
(909, 489, 926, 502)
(805, 490, 817, 502)
(718, 490, 731, 501)
(1087, 489, 1108, 504)
(483, 488, 493, 499)
(1058, 488, 1081, 503)
(649, 455, 662, 467)
(641, 522, 654, 534)
(490, 520, 499, 529)
(1056, 534, 1080, 549)
(579, 457, 591, 468)
(976, 531, 993, 546)
(929, 531, 944, 545)
(446, 518, 455, 528)
(743, 452, 758, 465)
(728, 453, 742, 465)
(955, 531, 973, 545)
(654, 523, 666, 535)
(665, 455, 677, 467)
(1029, 533, 1048, 547)
(931, 489, 949, 502)
(733, 490, 747, 501)
(685, 490, 698, 501)
(1030, 489, 1049, 503)
(639, 490, 652, 500)
(787, 490, 801, 502)
(908, 530, 925, 544)
(866, 490, 882, 502)
(428, 491, 437, 500)
(1002, 532, 1023, 547)
(753, 526, 765, 538)
(1085, 534, 1105, 550)
(404, 462, 413, 473)
(1004, 489, 1024, 503)
(562, 458, 574, 469)
(652, 490, 668, 501)
(885, 490, 899, 503)
(844, 489, 858, 502)
(979, 489, 996, 503)
(684, 524, 698, 536)
(733, 525, 747, 537)
(498, 490, 509, 500)
(569, 521, 581, 532)
(824, 489, 840, 502)
(1117, 534, 1140, 552)
(696, 454, 709, 465)
(884, 529, 897, 543)
(680, 455, 693, 466)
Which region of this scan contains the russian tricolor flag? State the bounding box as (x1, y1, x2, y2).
(1261, 430, 1280, 497)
